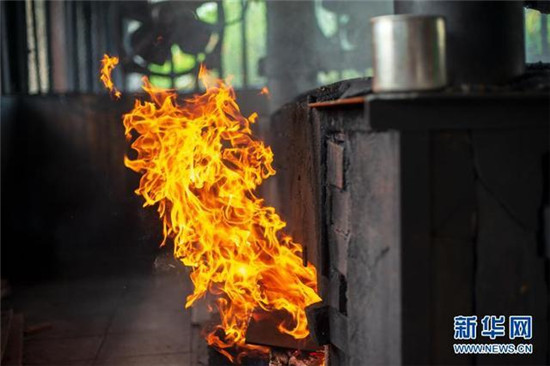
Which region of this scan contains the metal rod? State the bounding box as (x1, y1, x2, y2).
(217, 2, 224, 78)
(89, 2, 100, 93)
(30, 0, 41, 93)
(45, 0, 53, 93)
(1, 1, 12, 94)
(241, 0, 248, 87)
(83, 1, 93, 93)
(72, 1, 80, 91)
(308, 96, 365, 108)
(63, 1, 77, 92)
(48, 1, 68, 92)
(16, 1, 29, 93)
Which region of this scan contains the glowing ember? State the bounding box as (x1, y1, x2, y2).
(259, 86, 270, 97)
(101, 60, 321, 363)
(100, 54, 121, 99)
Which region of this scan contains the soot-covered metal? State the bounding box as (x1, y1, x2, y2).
(265, 64, 549, 365)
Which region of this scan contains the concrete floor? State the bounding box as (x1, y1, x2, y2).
(7, 272, 208, 365)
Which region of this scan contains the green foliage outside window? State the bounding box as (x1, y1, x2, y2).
(525, 9, 550, 63)
(148, 0, 267, 91)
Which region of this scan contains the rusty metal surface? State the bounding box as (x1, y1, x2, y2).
(308, 96, 364, 108)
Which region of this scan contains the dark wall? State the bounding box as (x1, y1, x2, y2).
(1, 95, 161, 281)
(0, 91, 269, 282)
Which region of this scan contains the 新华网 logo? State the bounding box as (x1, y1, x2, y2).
(452, 315, 533, 355)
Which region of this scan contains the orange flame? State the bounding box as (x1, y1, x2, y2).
(118, 65, 321, 362)
(259, 86, 270, 97)
(100, 54, 122, 99)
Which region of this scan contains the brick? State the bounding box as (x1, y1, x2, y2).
(328, 269, 347, 315)
(331, 189, 350, 234)
(327, 140, 345, 189)
(329, 226, 350, 276)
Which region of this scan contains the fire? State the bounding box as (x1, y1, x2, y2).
(259, 86, 270, 97)
(101, 60, 321, 362)
(100, 54, 121, 99)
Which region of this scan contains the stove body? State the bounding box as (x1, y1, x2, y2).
(268, 70, 550, 365)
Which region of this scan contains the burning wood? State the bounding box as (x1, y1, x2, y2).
(269, 348, 325, 366)
(99, 55, 322, 363)
(245, 309, 319, 351)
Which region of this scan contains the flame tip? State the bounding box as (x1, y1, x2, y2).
(100, 54, 122, 99)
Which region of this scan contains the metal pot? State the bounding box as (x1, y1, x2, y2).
(394, 0, 525, 86)
(371, 14, 447, 93)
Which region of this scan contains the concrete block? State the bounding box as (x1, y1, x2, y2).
(331, 189, 350, 234)
(327, 140, 345, 189)
(329, 226, 349, 276)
